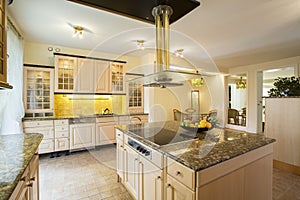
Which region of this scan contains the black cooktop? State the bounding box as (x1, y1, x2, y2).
(68, 0, 200, 24)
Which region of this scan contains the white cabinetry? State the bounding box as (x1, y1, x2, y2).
(55, 55, 76, 92)
(70, 123, 95, 150)
(96, 117, 117, 145)
(94, 60, 110, 93)
(54, 119, 69, 151)
(23, 120, 54, 154)
(76, 58, 95, 93)
(116, 129, 125, 182)
(110, 62, 125, 93)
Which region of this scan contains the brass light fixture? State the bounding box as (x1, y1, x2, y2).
(175, 49, 184, 58)
(236, 77, 246, 89)
(73, 25, 84, 39)
(137, 40, 145, 50)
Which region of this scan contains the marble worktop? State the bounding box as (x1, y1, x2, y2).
(116, 121, 275, 171)
(0, 133, 43, 200)
(22, 113, 149, 121)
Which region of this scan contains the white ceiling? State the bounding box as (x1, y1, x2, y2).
(8, 0, 300, 70)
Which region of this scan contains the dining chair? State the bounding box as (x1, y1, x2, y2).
(228, 108, 239, 125)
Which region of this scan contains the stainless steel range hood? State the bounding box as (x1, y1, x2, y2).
(129, 5, 202, 88)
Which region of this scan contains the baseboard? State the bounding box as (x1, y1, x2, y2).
(273, 160, 300, 175)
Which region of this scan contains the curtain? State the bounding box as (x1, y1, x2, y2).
(0, 22, 24, 134)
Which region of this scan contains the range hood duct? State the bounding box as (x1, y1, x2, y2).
(130, 4, 202, 88)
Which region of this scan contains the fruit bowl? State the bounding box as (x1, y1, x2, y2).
(180, 125, 209, 133)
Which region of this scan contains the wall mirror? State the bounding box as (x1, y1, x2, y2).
(227, 74, 247, 127)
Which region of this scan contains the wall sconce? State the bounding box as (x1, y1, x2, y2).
(137, 40, 145, 50)
(175, 49, 184, 58)
(236, 77, 246, 89)
(73, 25, 84, 39)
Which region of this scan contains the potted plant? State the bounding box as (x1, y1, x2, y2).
(268, 76, 300, 97)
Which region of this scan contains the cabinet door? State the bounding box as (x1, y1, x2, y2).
(94, 60, 110, 93)
(166, 175, 195, 200)
(116, 138, 125, 182)
(139, 156, 163, 200)
(55, 138, 70, 151)
(0, 0, 7, 83)
(39, 139, 54, 154)
(110, 62, 125, 93)
(70, 123, 95, 150)
(95, 122, 116, 145)
(124, 145, 139, 199)
(76, 58, 94, 93)
(55, 55, 76, 92)
(23, 66, 54, 116)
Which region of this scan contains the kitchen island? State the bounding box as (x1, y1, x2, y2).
(0, 133, 43, 200)
(116, 121, 275, 200)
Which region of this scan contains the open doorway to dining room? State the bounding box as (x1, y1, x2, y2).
(226, 73, 247, 129)
(256, 66, 296, 133)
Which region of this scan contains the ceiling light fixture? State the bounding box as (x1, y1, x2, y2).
(175, 49, 184, 58)
(236, 77, 246, 89)
(73, 25, 84, 39)
(137, 40, 145, 50)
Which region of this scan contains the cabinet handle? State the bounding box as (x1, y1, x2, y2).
(176, 171, 181, 176)
(117, 134, 120, 136)
(120, 145, 123, 148)
(167, 183, 171, 188)
(20, 177, 26, 182)
(26, 183, 33, 188)
(30, 177, 35, 181)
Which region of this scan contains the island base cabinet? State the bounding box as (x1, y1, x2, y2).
(166, 175, 195, 200)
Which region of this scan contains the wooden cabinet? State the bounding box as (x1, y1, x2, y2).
(127, 75, 144, 114)
(55, 55, 76, 92)
(124, 144, 139, 199)
(116, 130, 125, 182)
(54, 119, 69, 151)
(9, 153, 40, 200)
(110, 62, 125, 93)
(0, 0, 7, 84)
(70, 123, 95, 150)
(96, 117, 117, 145)
(166, 175, 195, 200)
(94, 60, 110, 93)
(23, 120, 54, 154)
(76, 58, 94, 93)
(23, 66, 54, 118)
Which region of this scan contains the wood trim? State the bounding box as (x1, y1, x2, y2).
(23, 64, 54, 68)
(54, 92, 126, 95)
(273, 159, 300, 176)
(53, 52, 127, 63)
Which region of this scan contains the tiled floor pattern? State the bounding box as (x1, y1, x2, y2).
(40, 144, 300, 200)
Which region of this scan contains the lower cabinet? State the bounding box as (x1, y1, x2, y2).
(122, 143, 163, 200)
(166, 175, 195, 200)
(96, 117, 117, 145)
(10, 153, 40, 200)
(69, 123, 95, 150)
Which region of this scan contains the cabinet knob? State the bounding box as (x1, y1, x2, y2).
(26, 183, 33, 188)
(157, 176, 161, 180)
(30, 177, 35, 181)
(20, 177, 26, 182)
(117, 134, 120, 136)
(167, 184, 171, 188)
(176, 171, 181, 176)
(120, 145, 123, 148)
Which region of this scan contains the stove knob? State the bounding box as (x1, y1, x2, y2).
(142, 149, 147, 154)
(137, 146, 141, 151)
(145, 151, 150, 156)
(139, 147, 144, 152)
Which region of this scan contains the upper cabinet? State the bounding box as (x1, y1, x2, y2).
(111, 62, 125, 93)
(23, 65, 54, 117)
(55, 55, 76, 92)
(0, 0, 8, 86)
(54, 54, 126, 94)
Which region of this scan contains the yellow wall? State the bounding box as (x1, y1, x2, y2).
(54, 94, 126, 117)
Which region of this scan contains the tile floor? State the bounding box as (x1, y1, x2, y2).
(39, 144, 300, 200)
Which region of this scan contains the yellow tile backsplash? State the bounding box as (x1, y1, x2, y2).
(54, 94, 127, 117)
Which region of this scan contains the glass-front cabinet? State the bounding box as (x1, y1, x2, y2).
(111, 62, 125, 93)
(23, 66, 54, 117)
(55, 55, 76, 92)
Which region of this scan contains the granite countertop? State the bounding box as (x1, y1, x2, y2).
(0, 133, 43, 200)
(116, 121, 275, 172)
(22, 113, 149, 121)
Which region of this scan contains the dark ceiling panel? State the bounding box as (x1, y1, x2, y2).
(68, 0, 200, 24)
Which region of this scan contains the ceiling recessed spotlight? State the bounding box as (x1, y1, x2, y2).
(137, 40, 145, 50)
(73, 25, 84, 39)
(175, 49, 184, 58)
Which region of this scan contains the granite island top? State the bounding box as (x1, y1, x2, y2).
(116, 121, 276, 171)
(0, 133, 43, 200)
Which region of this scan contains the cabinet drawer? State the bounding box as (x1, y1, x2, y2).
(167, 157, 195, 190)
(24, 127, 54, 139)
(55, 138, 69, 151)
(39, 139, 54, 154)
(55, 131, 69, 138)
(54, 119, 69, 126)
(167, 175, 195, 200)
(23, 120, 53, 128)
(116, 129, 123, 141)
(55, 126, 69, 132)
(96, 117, 117, 123)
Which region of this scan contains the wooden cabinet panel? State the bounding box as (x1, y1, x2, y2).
(76, 58, 94, 93)
(96, 121, 116, 145)
(70, 123, 95, 150)
(124, 145, 139, 199)
(39, 139, 54, 154)
(110, 62, 125, 93)
(55, 138, 69, 151)
(55, 55, 76, 92)
(166, 175, 195, 200)
(94, 60, 110, 93)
